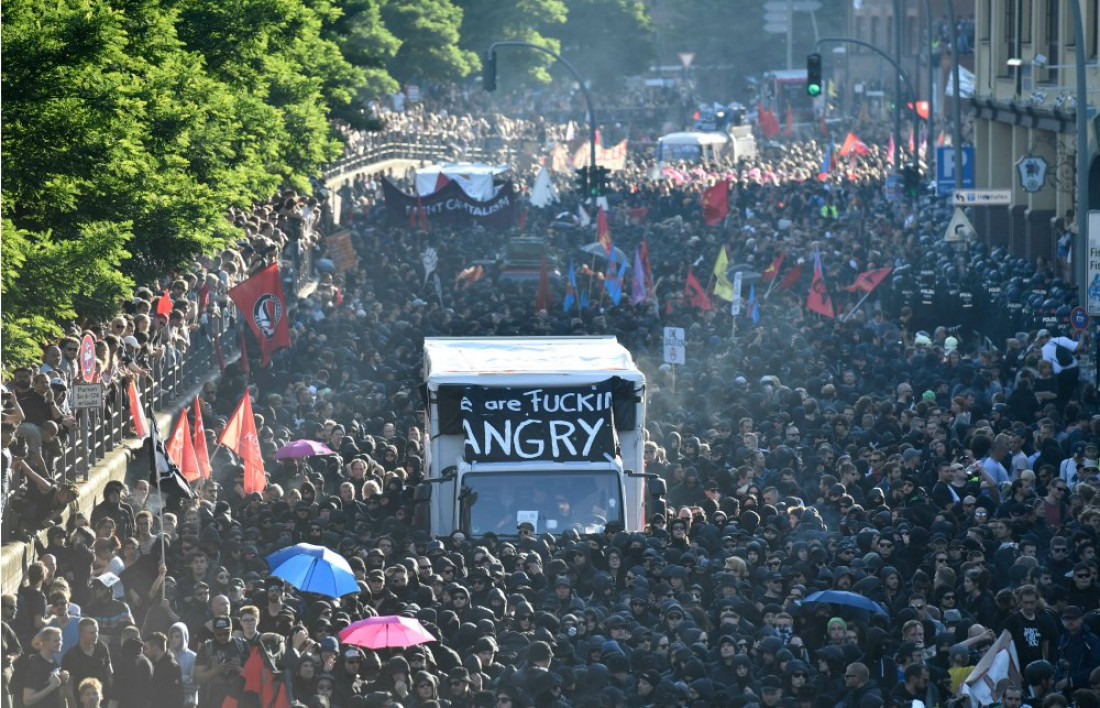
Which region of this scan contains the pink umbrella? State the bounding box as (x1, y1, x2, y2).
(274, 440, 335, 459)
(339, 615, 436, 649)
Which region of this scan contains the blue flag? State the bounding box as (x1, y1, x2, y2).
(748, 283, 759, 323)
(604, 249, 628, 305)
(564, 261, 578, 312)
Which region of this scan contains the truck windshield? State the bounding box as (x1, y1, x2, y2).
(460, 470, 622, 537)
(659, 143, 704, 163)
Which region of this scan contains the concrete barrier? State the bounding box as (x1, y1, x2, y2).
(1, 375, 218, 591)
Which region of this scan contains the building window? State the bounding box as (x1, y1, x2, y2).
(1021, 0, 1032, 44)
(982, 0, 991, 42)
(1005, 0, 1018, 58)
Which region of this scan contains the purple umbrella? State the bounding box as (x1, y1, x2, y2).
(274, 440, 335, 459)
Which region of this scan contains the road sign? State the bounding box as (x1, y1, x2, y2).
(72, 383, 104, 410)
(1071, 306, 1090, 330)
(79, 334, 96, 383)
(885, 173, 901, 202)
(730, 272, 744, 315)
(763, 22, 788, 33)
(944, 207, 976, 242)
(678, 53, 695, 69)
(1088, 212, 1100, 315)
(953, 189, 1011, 206)
(663, 327, 685, 365)
(1071, 329, 1091, 351)
(935, 146, 975, 194)
(764, 11, 789, 23)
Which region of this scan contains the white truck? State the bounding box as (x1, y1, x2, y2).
(416, 336, 661, 538)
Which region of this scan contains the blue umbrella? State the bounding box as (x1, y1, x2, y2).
(266, 543, 359, 597)
(801, 589, 887, 615)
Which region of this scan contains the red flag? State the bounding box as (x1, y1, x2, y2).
(597, 208, 612, 254)
(535, 256, 552, 311)
(760, 252, 787, 283)
(838, 132, 870, 157)
(229, 264, 290, 368)
(886, 134, 895, 165)
(702, 180, 730, 226)
(908, 128, 915, 154)
(156, 290, 173, 317)
(219, 392, 266, 494)
(807, 251, 836, 318)
(937, 130, 946, 146)
(778, 263, 803, 290)
(127, 380, 148, 439)
(640, 239, 654, 296)
(757, 102, 780, 139)
(627, 206, 649, 225)
(213, 331, 226, 373)
(193, 395, 212, 480)
(167, 410, 200, 482)
(271, 683, 291, 708)
(684, 268, 713, 311)
(843, 266, 894, 293)
(434, 173, 451, 192)
(197, 282, 210, 315)
(784, 103, 793, 139)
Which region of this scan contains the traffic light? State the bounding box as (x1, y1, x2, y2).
(901, 165, 922, 198)
(574, 167, 589, 195)
(806, 53, 822, 97)
(591, 166, 611, 196)
(483, 49, 497, 92)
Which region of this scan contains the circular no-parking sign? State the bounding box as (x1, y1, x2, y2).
(79, 335, 97, 383)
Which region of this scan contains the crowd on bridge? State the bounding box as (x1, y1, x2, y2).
(2, 83, 1099, 708)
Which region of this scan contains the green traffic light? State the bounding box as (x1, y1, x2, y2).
(807, 84, 821, 96)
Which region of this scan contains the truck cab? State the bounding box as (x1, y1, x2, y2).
(417, 337, 663, 539)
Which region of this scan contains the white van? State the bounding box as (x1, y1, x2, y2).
(656, 127, 756, 167)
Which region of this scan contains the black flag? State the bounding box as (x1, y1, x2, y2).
(147, 418, 195, 510)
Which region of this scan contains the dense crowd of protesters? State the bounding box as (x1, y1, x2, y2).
(2, 86, 1099, 708)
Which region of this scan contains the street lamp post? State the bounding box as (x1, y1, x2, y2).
(486, 41, 598, 204)
(1070, 1, 1088, 309)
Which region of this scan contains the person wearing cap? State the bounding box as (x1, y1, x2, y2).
(1054, 605, 1100, 692)
(194, 616, 248, 708)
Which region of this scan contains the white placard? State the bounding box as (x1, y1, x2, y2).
(663, 327, 685, 365)
(72, 384, 104, 409)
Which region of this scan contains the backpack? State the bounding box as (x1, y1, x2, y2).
(1056, 343, 1075, 367)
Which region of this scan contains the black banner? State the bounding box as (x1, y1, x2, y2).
(461, 382, 617, 463)
(382, 177, 517, 229)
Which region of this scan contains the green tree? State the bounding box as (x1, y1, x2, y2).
(554, 0, 653, 91)
(381, 0, 476, 84)
(455, 0, 567, 86)
(1, 214, 132, 368)
(326, 0, 401, 128)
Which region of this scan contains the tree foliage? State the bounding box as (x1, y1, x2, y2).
(456, 0, 568, 87)
(555, 0, 652, 91)
(2, 0, 366, 367)
(380, 0, 477, 85)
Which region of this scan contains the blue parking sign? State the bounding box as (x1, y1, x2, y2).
(936, 146, 975, 195)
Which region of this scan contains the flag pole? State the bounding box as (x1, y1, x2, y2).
(841, 290, 873, 322)
(149, 413, 168, 600)
(763, 267, 782, 302)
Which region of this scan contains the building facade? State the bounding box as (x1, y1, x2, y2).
(971, 0, 1099, 265)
